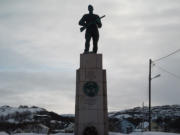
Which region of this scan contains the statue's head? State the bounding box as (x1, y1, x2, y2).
(88, 5, 93, 13)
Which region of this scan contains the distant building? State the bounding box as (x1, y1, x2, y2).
(34, 114, 50, 124)
(120, 120, 135, 133)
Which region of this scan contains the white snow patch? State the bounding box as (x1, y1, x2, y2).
(114, 114, 131, 119)
(1, 132, 179, 135)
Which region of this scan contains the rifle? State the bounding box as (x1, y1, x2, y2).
(80, 15, 105, 32)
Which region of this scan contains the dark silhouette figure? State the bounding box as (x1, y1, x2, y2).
(83, 126, 98, 135)
(79, 5, 102, 54)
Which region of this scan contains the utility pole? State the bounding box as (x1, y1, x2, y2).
(149, 59, 152, 131)
(142, 102, 145, 132)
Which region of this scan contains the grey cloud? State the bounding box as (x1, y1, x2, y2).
(0, 0, 180, 113)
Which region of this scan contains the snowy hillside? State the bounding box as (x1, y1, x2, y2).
(0, 105, 180, 134)
(0, 105, 74, 134)
(109, 105, 180, 120)
(0, 105, 46, 123)
(0, 105, 45, 116)
(109, 105, 180, 133)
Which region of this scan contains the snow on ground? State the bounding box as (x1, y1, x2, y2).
(0, 133, 45, 135)
(130, 132, 180, 135)
(0, 132, 8, 135)
(0, 132, 180, 135)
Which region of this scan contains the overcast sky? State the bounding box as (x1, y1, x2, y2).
(0, 0, 180, 114)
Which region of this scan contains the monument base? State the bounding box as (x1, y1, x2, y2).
(75, 53, 108, 135)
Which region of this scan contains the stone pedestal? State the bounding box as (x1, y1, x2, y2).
(75, 53, 108, 135)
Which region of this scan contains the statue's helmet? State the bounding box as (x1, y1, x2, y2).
(88, 5, 94, 12)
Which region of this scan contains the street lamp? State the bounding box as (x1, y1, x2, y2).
(149, 59, 160, 131)
(151, 74, 161, 80)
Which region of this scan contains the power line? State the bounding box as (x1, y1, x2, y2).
(153, 48, 180, 62)
(155, 65, 180, 80)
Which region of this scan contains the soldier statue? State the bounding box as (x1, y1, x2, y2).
(79, 5, 104, 54)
